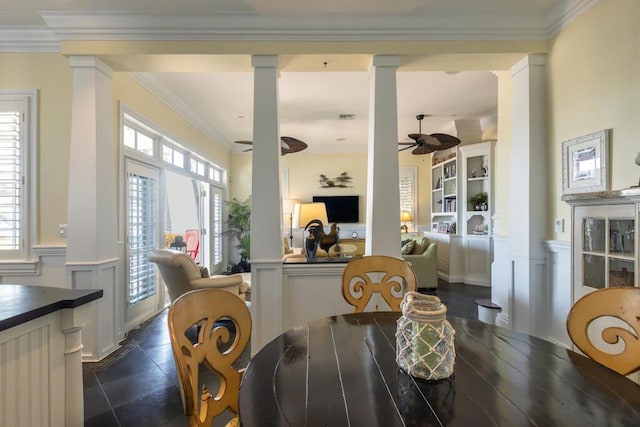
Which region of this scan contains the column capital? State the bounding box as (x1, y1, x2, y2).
(68, 55, 113, 77)
(252, 55, 279, 68)
(371, 55, 400, 68)
(510, 54, 547, 77)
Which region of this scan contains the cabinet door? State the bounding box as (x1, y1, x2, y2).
(573, 204, 636, 301)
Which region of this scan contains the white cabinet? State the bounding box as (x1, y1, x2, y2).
(563, 189, 640, 384)
(563, 190, 638, 302)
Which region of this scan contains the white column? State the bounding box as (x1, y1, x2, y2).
(366, 55, 401, 257)
(66, 56, 121, 360)
(62, 304, 92, 427)
(250, 55, 285, 352)
(505, 54, 548, 335)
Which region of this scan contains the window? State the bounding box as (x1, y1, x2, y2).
(0, 91, 36, 260)
(399, 167, 417, 230)
(124, 124, 155, 156)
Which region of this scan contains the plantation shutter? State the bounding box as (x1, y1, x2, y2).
(0, 102, 23, 252)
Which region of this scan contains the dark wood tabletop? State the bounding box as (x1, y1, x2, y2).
(239, 311, 640, 427)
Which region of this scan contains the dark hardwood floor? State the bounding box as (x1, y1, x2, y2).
(83, 280, 490, 426)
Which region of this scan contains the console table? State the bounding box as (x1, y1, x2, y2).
(0, 284, 103, 427)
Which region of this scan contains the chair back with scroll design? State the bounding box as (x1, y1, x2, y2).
(168, 288, 251, 427)
(566, 286, 640, 376)
(341, 255, 417, 312)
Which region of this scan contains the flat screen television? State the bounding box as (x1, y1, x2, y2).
(312, 195, 359, 224)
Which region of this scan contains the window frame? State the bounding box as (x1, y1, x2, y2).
(0, 90, 38, 269)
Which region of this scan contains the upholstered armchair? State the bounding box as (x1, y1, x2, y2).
(148, 249, 249, 303)
(400, 236, 438, 290)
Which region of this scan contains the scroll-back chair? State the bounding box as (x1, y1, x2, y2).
(341, 255, 417, 312)
(168, 288, 251, 427)
(566, 286, 640, 376)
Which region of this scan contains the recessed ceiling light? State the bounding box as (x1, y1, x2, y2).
(338, 114, 356, 120)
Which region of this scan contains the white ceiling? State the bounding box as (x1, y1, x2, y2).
(1, 0, 593, 153)
(136, 69, 498, 152)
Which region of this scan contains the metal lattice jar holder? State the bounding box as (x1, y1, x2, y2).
(396, 291, 456, 380)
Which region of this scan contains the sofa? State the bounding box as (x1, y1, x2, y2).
(400, 236, 438, 290)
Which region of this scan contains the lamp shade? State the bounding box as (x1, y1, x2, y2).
(293, 202, 329, 229)
(400, 211, 413, 222)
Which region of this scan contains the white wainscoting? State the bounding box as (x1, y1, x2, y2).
(491, 236, 571, 347)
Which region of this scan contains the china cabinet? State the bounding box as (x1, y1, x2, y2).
(562, 189, 638, 302)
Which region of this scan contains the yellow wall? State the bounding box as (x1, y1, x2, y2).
(0, 53, 73, 244)
(547, 0, 639, 240)
(0, 53, 232, 245)
(494, 70, 513, 236)
(231, 149, 434, 228)
(113, 73, 231, 167)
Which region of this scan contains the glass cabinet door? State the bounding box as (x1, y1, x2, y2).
(574, 204, 636, 301)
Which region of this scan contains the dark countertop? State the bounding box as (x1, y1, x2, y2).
(0, 284, 103, 332)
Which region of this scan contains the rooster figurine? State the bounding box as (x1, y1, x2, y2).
(304, 220, 340, 254)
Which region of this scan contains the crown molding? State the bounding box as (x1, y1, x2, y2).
(546, 0, 599, 38)
(480, 111, 498, 130)
(39, 11, 550, 41)
(130, 73, 233, 150)
(2, 1, 598, 48)
(0, 26, 59, 52)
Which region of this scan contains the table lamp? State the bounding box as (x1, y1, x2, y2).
(283, 199, 300, 247)
(401, 211, 413, 233)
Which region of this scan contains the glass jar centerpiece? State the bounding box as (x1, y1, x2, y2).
(396, 291, 456, 380)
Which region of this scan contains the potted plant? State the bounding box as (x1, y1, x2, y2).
(470, 192, 488, 211)
(222, 196, 251, 272)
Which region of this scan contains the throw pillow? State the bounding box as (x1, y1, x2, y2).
(401, 238, 411, 248)
(198, 266, 209, 278)
(412, 238, 430, 255)
(401, 239, 416, 255)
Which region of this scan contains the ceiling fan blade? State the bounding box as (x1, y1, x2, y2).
(407, 133, 423, 142)
(234, 140, 254, 145)
(412, 144, 436, 155)
(398, 142, 415, 145)
(428, 133, 462, 150)
(398, 144, 417, 152)
(243, 148, 253, 152)
(280, 136, 308, 154)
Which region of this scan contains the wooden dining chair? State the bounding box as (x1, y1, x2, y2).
(168, 288, 251, 427)
(566, 286, 640, 376)
(341, 255, 417, 312)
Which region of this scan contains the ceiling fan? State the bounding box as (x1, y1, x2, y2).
(234, 136, 308, 155)
(398, 114, 461, 155)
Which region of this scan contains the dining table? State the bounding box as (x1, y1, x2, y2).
(238, 311, 640, 426)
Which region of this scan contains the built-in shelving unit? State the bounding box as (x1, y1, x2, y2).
(427, 141, 494, 286)
(431, 148, 458, 233)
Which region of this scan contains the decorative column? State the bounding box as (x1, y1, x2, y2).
(62, 304, 92, 427)
(66, 56, 121, 360)
(366, 55, 401, 257)
(496, 54, 547, 335)
(250, 55, 285, 352)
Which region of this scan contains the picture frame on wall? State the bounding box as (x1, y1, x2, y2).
(561, 129, 610, 195)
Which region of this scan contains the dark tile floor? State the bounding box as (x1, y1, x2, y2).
(83, 280, 490, 426)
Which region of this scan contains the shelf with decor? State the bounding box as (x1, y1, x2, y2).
(460, 141, 494, 237)
(431, 148, 458, 234)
